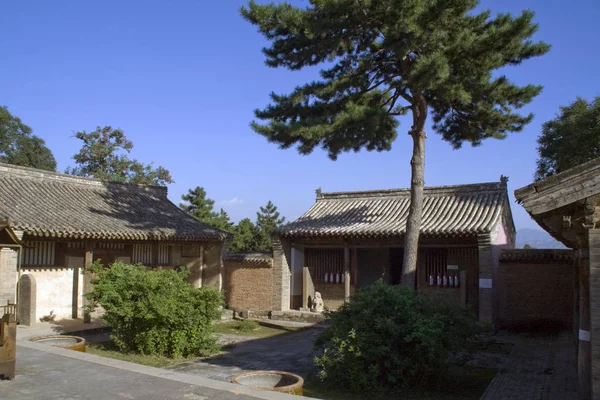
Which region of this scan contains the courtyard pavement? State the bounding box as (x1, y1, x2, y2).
(480, 331, 578, 400)
(168, 323, 325, 382)
(0, 340, 314, 400)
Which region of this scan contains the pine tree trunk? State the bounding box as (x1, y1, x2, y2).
(401, 96, 427, 289)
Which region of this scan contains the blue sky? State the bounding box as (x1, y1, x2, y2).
(1, 0, 599, 230)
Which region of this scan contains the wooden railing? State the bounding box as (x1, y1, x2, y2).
(0, 301, 17, 324)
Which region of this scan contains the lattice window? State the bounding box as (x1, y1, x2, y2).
(158, 244, 169, 265)
(96, 242, 126, 250)
(305, 248, 344, 282)
(132, 244, 153, 265)
(23, 241, 56, 266)
(421, 248, 448, 283)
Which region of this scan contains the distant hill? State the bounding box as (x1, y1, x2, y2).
(515, 228, 568, 249)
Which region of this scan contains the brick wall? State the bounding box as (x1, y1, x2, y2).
(498, 249, 574, 331)
(223, 262, 273, 311)
(588, 229, 600, 397)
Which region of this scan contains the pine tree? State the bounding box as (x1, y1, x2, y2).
(256, 200, 286, 251)
(67, 126, 173, 186)
(230, 218, 261, 252)
(180, 187, 234, 233)
(241, 0, 549, 286)
(213, 209, 235, 233)
(535, 96, 600, 180)
(0, 106, 56, 171)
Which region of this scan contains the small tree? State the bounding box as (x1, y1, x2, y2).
(86, 262, 222, 358)
(230, 218, 261, 252)
(255, 200, 286, 251)
(535, 96, 600, 180)
(180, 186, 234, 232)
(523, 243, 534, 249)
(0, 106, 56, 171)
(67, 126, 173, 185)
(241, 0, 549, 287)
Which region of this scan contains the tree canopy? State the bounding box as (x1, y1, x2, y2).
(180, 186, 234, 233)
(230, 218, 261, 252)
(535, 96, 600, 180)
(241, 0, 549, 284)
(256, 200, 286, 251)
(66, 126, 173, 185)
(0, 106, 57, 171)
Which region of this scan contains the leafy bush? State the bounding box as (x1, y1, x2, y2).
(314, 281, 480, 394)
(86, 262, 222, 358)
(236, 319, 259, 332)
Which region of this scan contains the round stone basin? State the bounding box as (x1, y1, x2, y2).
(232, 371, 304, 395)
(30, 335, 86, 352)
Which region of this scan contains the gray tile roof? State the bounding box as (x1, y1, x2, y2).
(500, 249, 574, 264)
(276, 181, 510, 239)
(223, 251, 273, 266)
(0, 163, 228, 241)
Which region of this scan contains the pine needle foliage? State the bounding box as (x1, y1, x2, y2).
(241, 0, 550, 284)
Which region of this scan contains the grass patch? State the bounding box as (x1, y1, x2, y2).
(86, 341, 191, 368)
(213, 320, 305, 338)
(303, 365, 497, 400)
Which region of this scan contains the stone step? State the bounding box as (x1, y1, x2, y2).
(270, 310, 327, 323)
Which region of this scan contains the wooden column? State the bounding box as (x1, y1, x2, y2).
(351, 247, 358, 287)
(302, 266, 309, 310)
(199, 244, 204, 288)
(460, 270, 467, 308)
(344, 244, 350, 301)
(152, 241, 159, 267)
(578, 234, 591, 400)
(573, 256, 581, 346)
(477, 233, 493, 322)
(83, 242, 94, 324)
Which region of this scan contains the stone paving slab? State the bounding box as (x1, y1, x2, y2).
(0, 341, 314, 400)
(480, 332, 578, 400)
(16, 318, 108, 342)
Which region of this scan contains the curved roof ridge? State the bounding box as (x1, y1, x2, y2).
(0, 162, 168, 197)
(319, 181, 505, 200)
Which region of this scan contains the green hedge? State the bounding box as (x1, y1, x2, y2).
(314, 282, 479, 394)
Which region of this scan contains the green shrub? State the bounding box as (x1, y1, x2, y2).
(236, 319, 259, 332)
(314, 281, 480, 394)
(86, 262, 222, 358)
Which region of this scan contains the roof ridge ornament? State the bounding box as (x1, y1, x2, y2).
(316, 187, 323, 199)
(500, 175, 509, 186)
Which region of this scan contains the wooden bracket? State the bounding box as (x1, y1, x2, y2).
(563, 215, 572, 229)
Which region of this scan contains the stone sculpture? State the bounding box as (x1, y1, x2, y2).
(311, 291, 324, 313)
